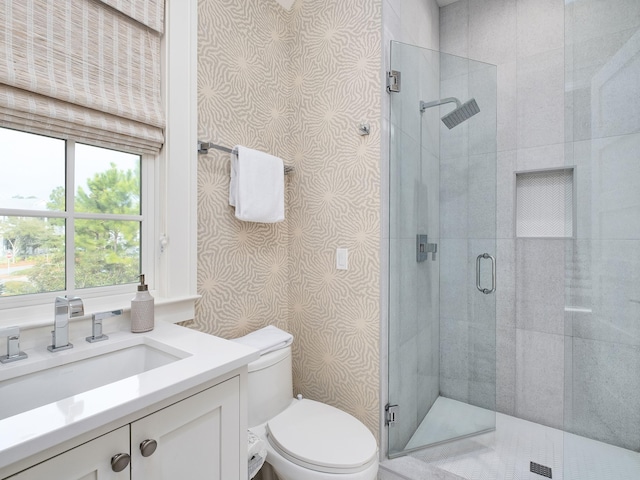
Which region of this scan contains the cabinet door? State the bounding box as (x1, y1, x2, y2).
(131, 376, 240, 480)
(7, 426, 130, 480)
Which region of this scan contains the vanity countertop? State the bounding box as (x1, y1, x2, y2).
(0, 321, 259, 470)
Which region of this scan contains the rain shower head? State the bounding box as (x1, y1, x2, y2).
(419, 97, 480, 129)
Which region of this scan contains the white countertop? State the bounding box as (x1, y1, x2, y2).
(0, 320, 260, 470)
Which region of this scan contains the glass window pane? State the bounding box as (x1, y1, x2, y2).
(75, 144, 141, 215)
(74, 219, 140, 289)
(0, 128, 65, 212)
(0, 216, 65, 296)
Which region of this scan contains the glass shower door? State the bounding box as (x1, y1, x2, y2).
(388, 41, 497, 457)
(563, 1, 640, 478)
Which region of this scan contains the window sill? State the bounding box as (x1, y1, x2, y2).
(0, 293, 200, 331)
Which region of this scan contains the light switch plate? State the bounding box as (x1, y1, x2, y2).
(336, 248, 348, 270)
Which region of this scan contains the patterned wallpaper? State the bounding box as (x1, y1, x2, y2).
(195, 0, 381, 439)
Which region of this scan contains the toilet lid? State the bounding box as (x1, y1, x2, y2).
(266, 399, 377, 474)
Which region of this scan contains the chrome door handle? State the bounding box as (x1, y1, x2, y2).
(476, 253, 496, 294)
(111, 453, 130, 472)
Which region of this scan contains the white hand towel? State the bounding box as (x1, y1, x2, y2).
(229, 145, 285, 223)
(231, 325, 293, 355)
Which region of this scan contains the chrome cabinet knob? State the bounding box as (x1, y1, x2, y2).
(140, 439, 158, 457)
(111, 453, 130, 472)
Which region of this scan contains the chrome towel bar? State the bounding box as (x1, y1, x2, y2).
(197, 141, 294, 175)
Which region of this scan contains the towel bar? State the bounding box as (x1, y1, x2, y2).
(198, 141, 294, 175)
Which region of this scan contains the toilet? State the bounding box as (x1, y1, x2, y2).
(245, 343, 378, 480)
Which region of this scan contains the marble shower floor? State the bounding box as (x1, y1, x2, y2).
(380, 397, 640, 480)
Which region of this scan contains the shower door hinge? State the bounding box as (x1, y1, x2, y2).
(387, 70, 401, 93)
(385, 403, 399, 426)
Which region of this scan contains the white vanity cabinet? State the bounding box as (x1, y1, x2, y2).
(130, 375, 240, 479)
(6, 427, 130, 480)
(6, 376, 242, 480)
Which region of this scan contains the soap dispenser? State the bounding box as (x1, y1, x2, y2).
(131, 274, 154, 333)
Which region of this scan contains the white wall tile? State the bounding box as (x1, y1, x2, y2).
(469, 0, 517, 66)
(583, 133, 640, 240)
(516, 48, 565, 149)
(516, 239, 565, 335)
(516, 0, 564, 59)
(468, 152, 497, 240)
(440, 156, 469, 240)
(497, 150, 516, 239)
(516, 142, 566, 172)
(515, 329, 564, 429)
(569, 337, 640, 451)
(496, 325, 516, 415)
(497, 62, 517, 152)
(440, 0, 469, 57)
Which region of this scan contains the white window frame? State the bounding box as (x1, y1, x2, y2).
(0, 138, 154, 307)
(0, 0, 198, 329)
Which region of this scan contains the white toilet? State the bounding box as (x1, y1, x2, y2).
(246, 344, 378, 480)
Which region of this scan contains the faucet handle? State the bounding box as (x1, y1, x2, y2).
(67, 296, 84, 318)
(0, 326, 28, 364)
(86, 309, 123, 343)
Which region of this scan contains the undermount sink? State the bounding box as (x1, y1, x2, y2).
(0, 341, 184, 421)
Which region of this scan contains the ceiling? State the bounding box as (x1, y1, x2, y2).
(436, 0, 460, 6)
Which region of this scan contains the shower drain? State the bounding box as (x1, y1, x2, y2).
(530, 461, 552, 478)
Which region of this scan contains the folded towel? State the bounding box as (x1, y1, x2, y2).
(248, 430, 267, 479)
(229, 145, 285, 223)
(232, 325, 293, 355)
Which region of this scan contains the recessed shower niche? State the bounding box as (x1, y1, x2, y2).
(515, 168, 575, 238)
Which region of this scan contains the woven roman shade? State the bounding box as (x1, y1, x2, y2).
(96, 0, 165, 34)
(0, 0, 164, 154)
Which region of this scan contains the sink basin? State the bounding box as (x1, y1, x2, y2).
(0, 342, 183, 421)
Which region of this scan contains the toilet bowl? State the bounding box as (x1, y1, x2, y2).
(242, 336, 378, 480)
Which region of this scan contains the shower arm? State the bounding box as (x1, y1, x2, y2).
(419, 97, 462, 113)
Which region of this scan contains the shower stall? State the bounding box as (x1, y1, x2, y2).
(387, 41, 498, 457)
(386, 0, 640, 473)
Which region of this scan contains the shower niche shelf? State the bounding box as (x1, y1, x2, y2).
(515, 168, 575, 238)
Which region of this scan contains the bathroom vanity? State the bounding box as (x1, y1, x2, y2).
(0, 320, 259, 479)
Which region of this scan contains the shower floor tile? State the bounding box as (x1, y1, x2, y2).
(382, 396, 640, 480)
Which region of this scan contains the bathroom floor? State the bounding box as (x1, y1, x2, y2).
(380, 397, 640, 480)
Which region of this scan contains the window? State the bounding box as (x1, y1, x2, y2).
(0, 0, 197, 326)
(0, 127, 151, 300)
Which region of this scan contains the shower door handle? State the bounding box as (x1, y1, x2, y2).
(476, 253, 496, 294)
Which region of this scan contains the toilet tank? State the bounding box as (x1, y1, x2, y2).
(247, 345, 293, 428)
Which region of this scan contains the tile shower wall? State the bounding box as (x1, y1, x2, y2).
(440, 0, 640, 450)
(196, 0, 382, 439)
(439, 0, 566, 430)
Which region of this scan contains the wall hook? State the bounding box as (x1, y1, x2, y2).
(358, 123, 370, 136)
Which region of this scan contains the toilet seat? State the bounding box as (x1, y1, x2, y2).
(266, 399, 377, 475)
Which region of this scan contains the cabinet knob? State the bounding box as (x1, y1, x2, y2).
(140, 439, 158, 457)
(111, 453, 131, 472)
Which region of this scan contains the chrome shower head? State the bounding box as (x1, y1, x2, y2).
(441, 98, 480, 129)
(419, 97, 480, 129)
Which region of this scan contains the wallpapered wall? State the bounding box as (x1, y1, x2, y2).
(195, 0, 382, 438)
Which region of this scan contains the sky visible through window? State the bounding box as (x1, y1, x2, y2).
(0, 128, 138, 211)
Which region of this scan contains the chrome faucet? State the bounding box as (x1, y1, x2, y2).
(86, 309, 123, 343)
(48, 296, 84, 352)
(0, 326, 28, 364)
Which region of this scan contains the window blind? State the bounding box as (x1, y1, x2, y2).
(96, 0, 164, 34)
(0, 0, 164, 154)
